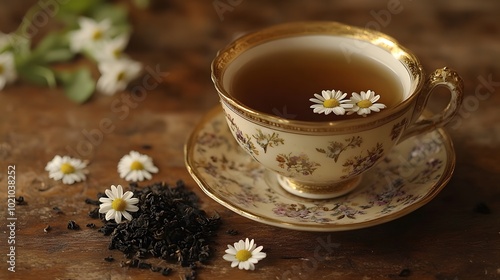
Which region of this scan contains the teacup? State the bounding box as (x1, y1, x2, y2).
(211, 21, 463, 199)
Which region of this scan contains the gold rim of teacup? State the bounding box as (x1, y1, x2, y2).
(211, 21, 425, 135)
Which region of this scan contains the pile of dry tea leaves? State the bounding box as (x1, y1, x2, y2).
(87, 181, 221, 278)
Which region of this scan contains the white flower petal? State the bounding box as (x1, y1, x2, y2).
(223, 254, 236, 261)
(247, 262, 255, 270)
(125, 204, 139, 212)
(225, 245, 237, 255)
(110, 185, 119, 198)
(122, 191, 133, 200)
(105, 188, 115, 199)
(114, 211, 123, 223)
(105, 209, 115, 221)
(313, 93, 324, 101)
(372, 103, 387, 109)
(127, 197, 139, 204)
(319, 90, 328, 99)
(121, 210, 132, 221)
(99, 204, 112, 213)
(351, 92, 362, 102)
(99, 197, 112, 203)
(115, 185, 124, 198)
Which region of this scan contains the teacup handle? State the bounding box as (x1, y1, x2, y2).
(399, 67, 464, 142)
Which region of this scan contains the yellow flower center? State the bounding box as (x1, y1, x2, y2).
(92, 30, 103, 40)
(111, 198, 127, 211)
(357, 99, 373, 108)
(323, 98, 340, 108)
(60, 163, 75, 174)
(117, 71, 126, 81)
(130, 160, 144, 171)
(112, 49, 122, 59)
(235, 249, 252, 262)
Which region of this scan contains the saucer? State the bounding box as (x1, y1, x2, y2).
(185, 107, 456, 231)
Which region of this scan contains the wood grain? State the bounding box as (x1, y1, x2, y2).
(1, 1, 499, 279)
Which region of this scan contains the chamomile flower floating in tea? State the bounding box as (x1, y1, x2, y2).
(347, 90, 387, 117)
(45, 155, 88, 185)
(99, 184, 139, 223)
(118, 151, 158, 182)
(309, 90, 353, 115)
(223, 238, 267, 270)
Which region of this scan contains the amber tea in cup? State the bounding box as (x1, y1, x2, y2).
(231, 48, 404, 122)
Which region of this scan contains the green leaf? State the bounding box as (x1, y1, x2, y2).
(17, 64, 57, 87)
(57, 68, 95, 103)
(41, 48, 75, 64)
(31, 32, 74, 64)
(59, 0, 104, 14)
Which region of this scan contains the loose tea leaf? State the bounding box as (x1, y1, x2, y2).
(67, 220, 80, 230)
(226, 229, 239, 236)
(52, 207, 64, 214)
(91, 181, 221, 278)
(15, 196, 27, 205)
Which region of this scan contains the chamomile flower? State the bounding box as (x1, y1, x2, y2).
(93, 34, 130, 61)
(69, 17, 112, 53)
(98, 185, 139, 223)
(347, 90, 386, 117)
(0, 51, 17, 90)
(117, 151, 158, 182)
(309, 90, 353, 115)
(223, 238, 267, 270)
(45, 155, 88, 185)
(96, 58, 142, 95)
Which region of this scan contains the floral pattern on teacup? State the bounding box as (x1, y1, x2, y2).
(316, 136, 363, 163)
(390, 118, 408, 141)
(275, 153, 320, 176)
(188, 109, 452, 230)
(340, 142, 384, 179)
(225, 113, 260, 157)
(253, 129, 284, 153)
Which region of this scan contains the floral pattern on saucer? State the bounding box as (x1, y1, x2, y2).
(185, 108, 455, 231)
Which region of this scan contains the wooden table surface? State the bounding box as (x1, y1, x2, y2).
(1, 1, 499, 279)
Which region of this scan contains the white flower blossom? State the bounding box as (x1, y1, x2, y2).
(96, 58, 142, 95)
(99, 185, 139, 223)
(93, 34, 130, 61)
(69, 17, 112, 53)
(347, 90, 387, 117)
(309, 90, 353, 115)
(45, 155, 88, 184)
(223, 238, 266, 270)
(117, 151, 158, 182)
